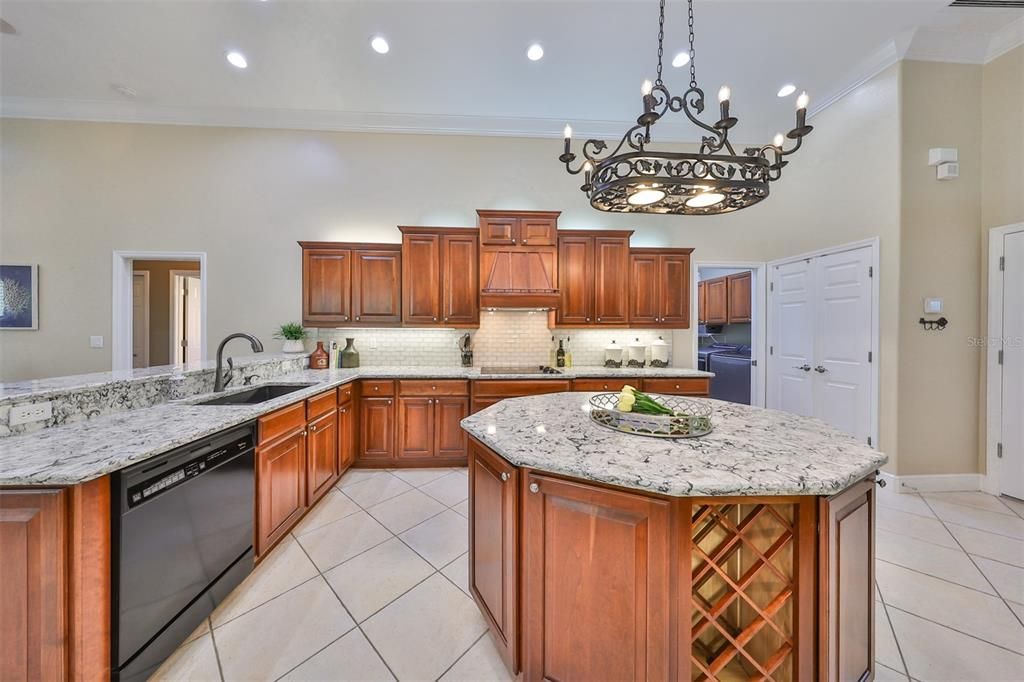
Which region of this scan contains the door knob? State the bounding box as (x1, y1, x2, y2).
(814, 365, 828, 373)
(529, 482, 540, 494)
(793, 364, 811, 372)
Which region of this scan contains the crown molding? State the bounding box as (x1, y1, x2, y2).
(986, 14, 1024, 62)
(807, 39, 901, 120)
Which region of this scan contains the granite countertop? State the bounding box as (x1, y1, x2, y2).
(0, 365, 711, 486)
(461, 392, 887, 497)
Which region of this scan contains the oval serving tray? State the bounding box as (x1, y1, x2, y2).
(588, 392, 713, 439)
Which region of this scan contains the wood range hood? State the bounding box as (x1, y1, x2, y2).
(477, 210, 561, 309)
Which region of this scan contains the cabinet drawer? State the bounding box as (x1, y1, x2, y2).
(306, 388, 338, 420)
(338, 382, 354, 405)
(399, 379, 470, 396)
(642, 378, 710, 396)
(361, 380, 395, 397)
(259, 402, 307, 445)
(472, 379, 572, 398)
(572, 378, 633, 392)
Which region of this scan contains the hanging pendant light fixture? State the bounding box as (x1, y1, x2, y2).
(558, 0, 814, 215)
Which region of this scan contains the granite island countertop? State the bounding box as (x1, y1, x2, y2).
(0, 365, 711, 486)
(460, 392, 887, 497)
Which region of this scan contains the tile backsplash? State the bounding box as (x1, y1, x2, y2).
(313, 311, 673, 367)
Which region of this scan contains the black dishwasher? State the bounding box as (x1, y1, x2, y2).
(112, 423, 256, 681)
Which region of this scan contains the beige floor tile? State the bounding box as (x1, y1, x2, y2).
(442, 553, 470, 596)
(872, 663, 908, 682)
(343, 473, 414, 508)
(974, 556, 1024, 604)
(888, 607, 1024, 681)
(214, 578, 355, 681)
(1001, 495, 1024, 518)
(183, 617, 210, 644)
(400, 510, 469, 568)
(362, 574, 487, 681)
(440, 635, 513, 682)
(875, 529, 994, 593)
(150, 633, 221, 681)
(876, 490, 934, 517)
(948, 523, 1024, 568)
(323, 538, 435, 622)
(452, 499, 470, 518)
(337, 468, 390, 489)
(366, 489, 446, 534)
(211, 536, 318, 627)
(294, 490, 362, 536)
(391, 468, 455, 487)
(420, 472, 469, 507)
(876, 506, 958, 548)
(927, 500, 1024, 539)
(876, 561, 1024, 653)
(875, 603, 904, 672)
(297, 511, 394, 572)
(281, 629, 394, 681)
(1009, 601, 1024, 621)
(924, 491, 1018, 516)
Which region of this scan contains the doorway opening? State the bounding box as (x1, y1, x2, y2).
(693, 261, 766, 407)
(113, 251, 207, 371)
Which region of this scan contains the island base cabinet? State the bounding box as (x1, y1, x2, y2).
(521, 471, 671, 682)
(820, 480, 876, 682)
(468, 442, 519, 674)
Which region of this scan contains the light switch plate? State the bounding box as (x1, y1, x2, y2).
(90, 335, 104, 348)
(923, 297, 944, 314)
(10, 401, 53, 426)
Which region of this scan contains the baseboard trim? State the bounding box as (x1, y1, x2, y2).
(880, 471, 986, 494)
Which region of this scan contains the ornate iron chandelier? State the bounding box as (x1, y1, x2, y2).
(558, 0, 813, 215)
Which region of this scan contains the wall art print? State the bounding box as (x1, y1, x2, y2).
(0, 264, 39, 330)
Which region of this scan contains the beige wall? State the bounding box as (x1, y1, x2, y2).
(132, 260, 201, 366)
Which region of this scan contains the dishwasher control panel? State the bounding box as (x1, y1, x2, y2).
(126, 432, 254, 508)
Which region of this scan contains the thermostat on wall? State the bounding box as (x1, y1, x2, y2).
(928, 148, 958, 166)
(923, 297, 944, 314)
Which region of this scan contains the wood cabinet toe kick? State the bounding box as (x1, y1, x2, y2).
(467, 437, 878, 682)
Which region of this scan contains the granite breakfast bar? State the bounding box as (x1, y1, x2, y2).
(460, 392, 888, 682)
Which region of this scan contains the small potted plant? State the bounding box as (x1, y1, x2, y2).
(275, 322, 308, 353)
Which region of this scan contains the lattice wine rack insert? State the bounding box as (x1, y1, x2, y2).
(690, 501, 805, 681)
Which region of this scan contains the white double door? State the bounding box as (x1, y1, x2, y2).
(768, 245, 874, 444)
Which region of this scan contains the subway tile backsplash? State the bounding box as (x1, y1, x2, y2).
(314, 311, 673, 367)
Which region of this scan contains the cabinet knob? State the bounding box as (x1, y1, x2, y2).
(875, 477, 887, 488)
(433, 317, 437, 321)
(374, 386, 379, 391)
(501, 472, 510, 481)
(432, 385, 437, 390)
(355, 316, 360, 321)
(675, 384, 681, 389)
(603, 384, 609, 389)
(310, 425, 317, 432)
(428, 399, 433, 404)
(597, 317, 601, 322)
(342, 316, 347, 321)
(301, 430, 308, 436)
(529, 482, 540, 494)
(339, 408, 346, 413)
(586, 317, 590, 322)
(522, 239, 528, 244)
(512, 239, 517, 245)
(387, 399, 392, 405)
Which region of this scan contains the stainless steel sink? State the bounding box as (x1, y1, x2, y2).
(196, 384, 316, 406)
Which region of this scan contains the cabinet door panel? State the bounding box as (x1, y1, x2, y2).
(435, 397, 469, 459)
(629, 253, 660, 325)
(441, 234, 479, 326)
(556, 236, 594, 325)
(519, 218, 557, 246)
(659, 253, 690, 327)
(469, 442, 519, 673)
(257, 430, 307, 556)
(820, 479, 875, 682)
(337, 401, 356, 473)
(306, 410, 338, 505)
(359, 397, 395, 460)
(522, 474, 670, 681)
(402, 233, 441, 325)
(727, 271, 752, 323)
(593, 237, 630, 324)
(302, 248, 351, 325)
(397, 397, 434, 459)
(698, 280, 707, 324)
(352, 249, 402, 325)
(481, 217, 517, 245)
(704, 276, 729, 325)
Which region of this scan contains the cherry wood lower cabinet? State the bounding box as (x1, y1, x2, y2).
(306, 408, 339, 505)
(470, 379, 572, 413)
(337, 396, 356, 473)
(466, 438, 878, 681)
(395, 380, 470, 465)
(256, 425, 307, 557)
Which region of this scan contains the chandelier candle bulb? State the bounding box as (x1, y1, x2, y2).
(563, 124, 572, 156)
(773, 133, 785, 148)
(718, 85, 731, 120)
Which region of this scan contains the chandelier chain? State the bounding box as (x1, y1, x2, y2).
(687, 0, 696, 88)
(655, 0, 666, 85)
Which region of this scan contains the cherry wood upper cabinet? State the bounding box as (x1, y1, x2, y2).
(441, 232, 480, 326)
(401, 232, 441, 325)
(301, 246, 352, 326)
(697, 280, 707, 324)
(521, 473, 671, 681)
(478, 211, 561, 308)
(556, 235, 594, 325)
(703, 275, 729, 325)
(629, 248, 693, 328)
(480, 214, 518, 246)
(518, 217, 557, 246)
(727, 271, 752, 323)
(820, 479, 876, 682)
(352, 247, 402, 325)
(479, 210, 558, 247)
(468, 441, 519, 674)
(400, 227, 479, 327)
(556, 231, 631, 327)
(593, 235, 631, 324)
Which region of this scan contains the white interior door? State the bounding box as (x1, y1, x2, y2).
(814, 248, 873, 442)
(131, 272, 149, 368)
(171, 271, 202, 364)
(1000, 231, 1024, 499)
(769, 260, 816, 417)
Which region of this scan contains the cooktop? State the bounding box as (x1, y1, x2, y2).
(479, 366, 563, 375)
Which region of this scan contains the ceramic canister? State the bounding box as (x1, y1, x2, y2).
(604, 340, 623, 368)
(650, 336, 669, 367)
(627, 338, 646, 368)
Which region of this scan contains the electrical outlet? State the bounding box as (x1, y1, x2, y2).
(369, 336, 378, 350)
(90, 335, 104, 348)
(10, 401, 53, 426)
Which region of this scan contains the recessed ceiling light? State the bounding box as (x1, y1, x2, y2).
(226, 51, 248, 69)
(527, 43, 544, 61)
(672, 52, 689, 68)
(777, 83, 796, 97)
(686, 192, 725, 208)
(371, 36, 389, 54)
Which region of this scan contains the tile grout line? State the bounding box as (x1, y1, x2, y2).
(876, 578, 912, 680)
(875, 557, 999, 599)
(995, 494, 1024, 520)
(434, 631, 489, 681)
(883, 603, 1024, 659)
(206, 616, 228, 682)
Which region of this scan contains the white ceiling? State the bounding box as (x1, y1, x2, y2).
(1, 0, 1021, 143)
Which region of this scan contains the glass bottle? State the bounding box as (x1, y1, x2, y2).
(556, 339, 566, 368)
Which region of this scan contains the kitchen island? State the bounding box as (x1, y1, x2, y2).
(461, 392, 887, 682)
